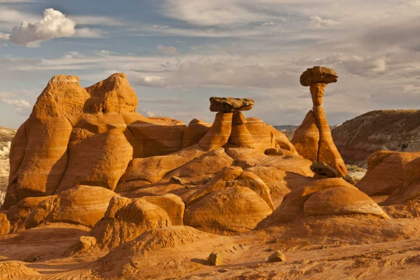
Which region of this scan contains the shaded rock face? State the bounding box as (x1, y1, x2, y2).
(292, 66, 348, 177)
(209, 97, 254, 112)
(332, 110, 420, 167)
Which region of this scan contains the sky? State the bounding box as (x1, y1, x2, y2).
(1, 0, 420, 129)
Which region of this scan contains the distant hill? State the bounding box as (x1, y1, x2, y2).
(273, 125, 298, 140)
(0, 126, 16, 205)
(332, 110, 420, 167)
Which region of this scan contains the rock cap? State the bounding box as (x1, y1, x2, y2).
(49, 75, 80, 84)
(209, 97, 254, 112)
(300, 66, 338, 87)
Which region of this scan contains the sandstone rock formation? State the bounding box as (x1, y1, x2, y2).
(2, 74, 189, 210)
(332, 110, 420, 167)
(357, 151, 420, 196)
(2, 70, 414, 279)
(292, 66, 348, 177)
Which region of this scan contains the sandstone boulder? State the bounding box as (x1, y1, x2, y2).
(209, 97, 254, 112)
(357, 151, 420, 196)
(184, 186, 272, 234)
(310, 162, 339, 178)
(268, 251, 286, 262)
(382, 157, 420, 205)
(257, 178, 388, 228)
(25, 185, 117, 229)
(90, 194, 183, 249)
(304, 187, 389, 218)
(300, 66, 338, 87)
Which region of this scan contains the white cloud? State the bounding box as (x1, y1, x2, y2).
(0, 0, 34, 2)
(9, 8, 76, 46)
(0, 98, 31, 113)
(74, 27, 103, 38)
(97, 50, 118, 56)
(156, 45, 178, 55)
(69, 15, 123, 26)
(309, 16, 339, 27)
(161, 0, 271, 26)
(0, 32, 10, 40)
(133, 56, 298, 89)
(152, 25, 169, 29)
(191, 45, 203, 51)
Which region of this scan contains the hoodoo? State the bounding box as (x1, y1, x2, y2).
(292, 66, 348, 177)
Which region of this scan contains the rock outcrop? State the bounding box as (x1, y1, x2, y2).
(292, 66, 348, 177)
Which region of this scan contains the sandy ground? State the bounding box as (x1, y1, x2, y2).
(2, 217, 420, 279)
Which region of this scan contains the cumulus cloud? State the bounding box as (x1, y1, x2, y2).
(157, 45, 178, 55)
(9, 8, 76, 46)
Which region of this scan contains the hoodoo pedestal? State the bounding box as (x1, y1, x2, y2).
(292, 66, 348, 176)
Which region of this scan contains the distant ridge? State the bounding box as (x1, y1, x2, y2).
(332, 110, 420, 167)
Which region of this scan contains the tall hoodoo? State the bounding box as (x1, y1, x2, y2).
(292, 66, 348, 176)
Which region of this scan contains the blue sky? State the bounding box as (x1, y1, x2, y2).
(1, 0, 420, 128)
